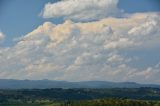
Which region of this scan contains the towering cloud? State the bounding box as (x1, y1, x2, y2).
(0, 0, 160, 84)
(42, 0, 122, 21)
(0, 12, 160, 83)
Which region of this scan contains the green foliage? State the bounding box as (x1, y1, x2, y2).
(64, 99, 160, 106)
(0, 88, 160, 106)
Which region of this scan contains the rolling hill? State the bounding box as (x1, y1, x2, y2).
(0, 79, 160, 89)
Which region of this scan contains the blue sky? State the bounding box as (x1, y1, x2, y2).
(0, 0, 160, 84)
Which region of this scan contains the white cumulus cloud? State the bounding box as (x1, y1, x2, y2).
(0, 12, 160, 83)
(42, 0, 122, 21)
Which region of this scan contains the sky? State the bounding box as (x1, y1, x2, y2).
(0, 0, 160, 84)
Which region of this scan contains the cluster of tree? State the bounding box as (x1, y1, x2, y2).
(0, 87, 160, 105)
(64, 99, 160, 106)
(0, 99, 160, 106)
(1, 87, 160, 102)
(0, 99, 61, 106)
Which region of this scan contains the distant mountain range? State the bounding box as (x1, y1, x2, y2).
(0, 79, 159, 89)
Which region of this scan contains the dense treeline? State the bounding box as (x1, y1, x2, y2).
(0, 99, 160, 106)
(0, 87, 160, 102)
(0, 88, 160, 106)
(67, 99, 160, 106)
